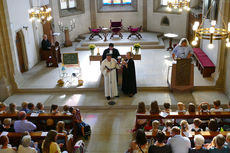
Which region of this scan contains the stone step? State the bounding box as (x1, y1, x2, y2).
(80, 41, 159, 47)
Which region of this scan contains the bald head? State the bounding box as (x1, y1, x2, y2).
(18, 111, 26, 120)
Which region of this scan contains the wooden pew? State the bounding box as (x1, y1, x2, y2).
(136, 112, 230, 125)
(145, 131, 230, 139)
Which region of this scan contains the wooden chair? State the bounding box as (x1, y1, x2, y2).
(127, 26, 142, 39)
(110, 19, 123, 39)
(88, 27, 103, 40)
(40, 49, 51, 61)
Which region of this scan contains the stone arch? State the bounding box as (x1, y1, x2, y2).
(161, 16, 170, 26)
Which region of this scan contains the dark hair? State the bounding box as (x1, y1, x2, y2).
(28, 103, 34, 110)
(150, 101, 160, 114)
(163, 102, 170, 109)
(69, 107, 74, 113)
(42, 130, 57, 153)
(193, 118, 202, 127)
(50, 104, 58, 113)
(156, 130, 166, 143)
(165, 120, 173, 128)
(215, 134, 225, 148)
(137, 102, 146, 113)
(109, 43, 114, 47)
(208, 119, 218, 131)
(9, 103, 17, 114)
(63, 105, 69, 112)
(213, 100, 221, 107)
(0, 135, 8, 145)
(36, 102, 43, 110)
(135, 129, 147, 146)
(201, 104, 208, 111)
(228, 101, 230, 106)
(188, 103, 196, 113)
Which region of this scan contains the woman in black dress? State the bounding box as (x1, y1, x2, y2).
(122, 52, 137, 97)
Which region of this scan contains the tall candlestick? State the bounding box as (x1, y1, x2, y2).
(97, 48, 100, 55)
(131, 47, 132, 53)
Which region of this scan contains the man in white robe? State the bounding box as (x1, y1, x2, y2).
(100, 53, 120, 100)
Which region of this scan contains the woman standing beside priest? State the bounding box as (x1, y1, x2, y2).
(122, 52, 137, 97)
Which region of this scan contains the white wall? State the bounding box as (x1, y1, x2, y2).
(147, 0, 188, 38)
(6, 0, 39, 70)
(95, 0, 143, 29)
(51, 0, 91, 42)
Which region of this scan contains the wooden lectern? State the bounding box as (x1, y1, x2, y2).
(168, 58, 194, 91)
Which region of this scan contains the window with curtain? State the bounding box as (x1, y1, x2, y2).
(103, 0, 132, 5)
(60, 0, 76, 9)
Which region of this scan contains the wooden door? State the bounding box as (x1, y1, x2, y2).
(16, 32, 26, 73)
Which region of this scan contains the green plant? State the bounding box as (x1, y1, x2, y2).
(89, 44, 96, 50)
(133, 43, 141, 49)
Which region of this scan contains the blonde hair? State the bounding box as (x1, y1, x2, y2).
(177, 102, 185, 110)
(152, 120, 160, 130)
(56, 121, 65, 133)
(180, 120, 189, 131)
(21, 102, 28, 108)
(3, 118, 11, 126)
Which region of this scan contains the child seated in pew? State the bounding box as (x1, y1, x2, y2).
(188, 103, 196, 124)
(56, 121, 68, 149)
(189, 118, 203, 132)
(206, 118, 219, 132)
(176, 102, 186, 125)
(7, 103, 18, 114)
(163, 102, 172, 114)
(136, 102, 147, 130)
(198, 102, 211, 112)
(162, 120, 173, 133)
(20, 102, 29, 113)
(180, 120, 190, 137)
(151, 120, 160, 135)
(210, 100, 223, 112)
(27, 103, 36, 114)
(150, 101, 160, 115)
(0, 135, 17, 153)
(0, 118, 15, 132)
(36, 102, 45, 113)
(50, 104, 59, 114)
(62, 105, 71, 115)
(0, 102, 6, 114)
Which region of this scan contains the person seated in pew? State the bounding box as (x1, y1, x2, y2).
(180, 120, 190, 137)
(41, 34, 51, 51)
(56, 121, 67, 149)
(151, 120, 160, 136)
(36, 102, 45, 113)
(198, 102, 211, 113)
(210, 100, 223, 112)
(223, 102, 230, 130)
(206, 119, 219, 132)
(128, 129, 149, 153)
(150, 101, 161, 115)
(0, 102, 6, 114)
(188, 103, 196, 124)
(172, 38, 193, 60)
(14, 111, 37, 133)
(20, 102, 29, 113)
(209, 134, 230, 153)
(50, 104, 59, 114)
(189, 118, 203, 132)
(189, 134, 208, 153)
(0, 118, 15, 132)
(136, 102, 147, 130)
(225, 133, 230, 149)
(27, 103, 36, 114)
(148, 130, 172, 153)
(42, 130, 62, 153)
(62, 105, 71, 115)
(167, 126, 191, 153)
(162, 120, 173, 133)
(163, 102, 172, 114)
(0, 135, 16, 153)
(7, 103, 18, 114)
(176, 102, 186, 125)
(18, 135, 37, 153)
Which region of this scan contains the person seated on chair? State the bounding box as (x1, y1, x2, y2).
(41, 34, 51, 50)
(172, 38, 193, 60)
(102, 43, 120, 61)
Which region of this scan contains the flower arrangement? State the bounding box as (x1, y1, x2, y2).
(57, 79, 64, 87)
(133, 43, 141, 49)
(89, 44, 96, 50)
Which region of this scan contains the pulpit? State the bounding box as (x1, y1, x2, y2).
(167, 58, 194, 91)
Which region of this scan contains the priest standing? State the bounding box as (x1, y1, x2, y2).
(122, 52, 137, 97)
(101, 53, 120, 100)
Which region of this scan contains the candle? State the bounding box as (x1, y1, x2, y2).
(73, 18, 75, 23)
(70, 20, 72, 25)
(97, 48, 100, 55)
(58, 21, 61, 25)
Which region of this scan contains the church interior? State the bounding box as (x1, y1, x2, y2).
(0, 0, 230, 152)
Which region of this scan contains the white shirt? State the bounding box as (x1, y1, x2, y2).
(210, 108, 223, 112)
(172, 45, 193, 59)
(167, 135, 191, 153)
(18, 145, 37, 153)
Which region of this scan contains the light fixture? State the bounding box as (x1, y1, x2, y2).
(28, 5, 52, 24)
(191, 0, 230, 48)
(167, 0, 190, 12)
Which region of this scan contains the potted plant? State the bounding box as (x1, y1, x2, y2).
(89, 44, 96, 55)
(133, 43, 141, 54)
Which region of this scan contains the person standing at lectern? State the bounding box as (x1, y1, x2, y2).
(102, 43, 120, 61)
(172, 38, 193, 60)
(41, 34, 51, 50)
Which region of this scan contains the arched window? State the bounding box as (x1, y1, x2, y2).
(161, 16, 170, 26)
(60, 0, 76, 10)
